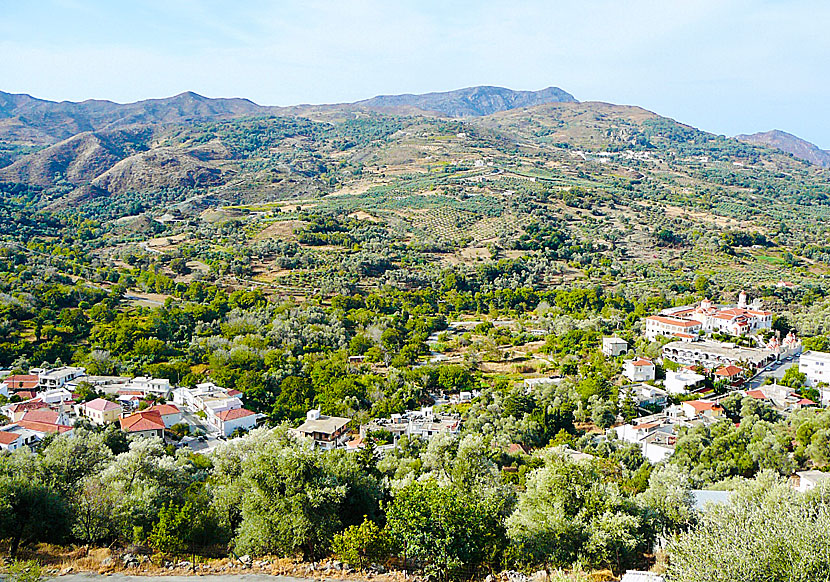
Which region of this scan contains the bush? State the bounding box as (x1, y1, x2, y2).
(331, 517, 392, 570)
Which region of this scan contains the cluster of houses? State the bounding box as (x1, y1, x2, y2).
(0, 367, 262, 451)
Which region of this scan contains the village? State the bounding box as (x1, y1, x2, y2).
(1, 291, 829, 496)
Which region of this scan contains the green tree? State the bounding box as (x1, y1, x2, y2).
(331, 517, 392, 570)
(386, 479, 504, 578)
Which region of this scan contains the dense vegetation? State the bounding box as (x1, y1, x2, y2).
(3, 97, 830, 580)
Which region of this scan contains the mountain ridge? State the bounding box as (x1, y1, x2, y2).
(0, 86, 577, 146)
(736, 129, 830, 168)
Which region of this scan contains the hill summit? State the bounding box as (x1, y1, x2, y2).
(355, 85, 577, 117)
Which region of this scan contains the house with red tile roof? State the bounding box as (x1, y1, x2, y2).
(16, 419, 73, 436)
(681, 400, 724, 419)
(715, 364, 745, 385)
(120, 410, 165, 438)
(145, 403, 183, 428)
(214, 407, 259, 436)
(624, 358, 656, 382)
(1, 375, 39, 392)
(3, 399, 49, 422)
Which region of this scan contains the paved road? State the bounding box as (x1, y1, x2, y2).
(745, 357, 799, 390)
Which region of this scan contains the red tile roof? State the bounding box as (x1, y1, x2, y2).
(685, 400, 722, 412)
(217, 408, 256, 421)
(146, 403, 180, 416)
(21, 409, 59, 424)
(3, 375, 39, 390)
(716, 365, 743, 377)
(12, 390, 37, 400)
(7, 400, 48, 414)
(647, 316, 701, 328)
(630, 358, 654, 367)
(0, 432, 21, 445)
(120, 410, 165, 432)
(745, 389, 767, 400)
(17, 420, 72, 434)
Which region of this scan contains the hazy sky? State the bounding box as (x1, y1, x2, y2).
(3, 0, 829, 146)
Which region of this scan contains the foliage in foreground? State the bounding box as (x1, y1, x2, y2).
(668, 472, 830, 582)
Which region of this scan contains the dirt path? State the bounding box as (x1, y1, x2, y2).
(53, 575, 349, 582)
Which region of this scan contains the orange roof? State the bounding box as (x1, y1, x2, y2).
(630, 358, 654, 367)
(21, 409, 59, 423)
(217, 408, 256, 421)
(0, 432, 20, 445)
(647, 316, 701, 328)
(745, 389, 767, 400)
(673, 332, 697, 339)
(3, 375, 39, 390)
(716, 365, 743, 377)
(147, 403, 180, 416)
(120, 410, 165, 432)
(798, 398, 816, 406)
(16, 420, 72, 434)
(685, 400, 722, 412)
(227, 389, 243, 397)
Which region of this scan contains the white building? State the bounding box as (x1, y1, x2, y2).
(664, 369, 706, 395)
(800, 351, 830, 389)
(621, 384, 668, 408)
(0, 426, 40, 451)
(127, 376, 172, 397)
(602, 337, 629, 357)
(33, 366, 86, 389)
(213, 408, 260, 436)
(644, 316, 702, 341)
(623, 358, 656, 382)
(791, 470, 830, 493)
(662, 339, 775, 370)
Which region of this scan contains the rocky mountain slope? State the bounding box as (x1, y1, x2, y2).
(736, 129, 830, 168)
(355, 85, 576, 117)
(0, 91, 275, 146)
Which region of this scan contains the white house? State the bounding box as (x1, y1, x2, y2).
(623, 358, 656, 382)
(127, 376, 172, 397)
(34, 366, 86, 389)
(146, 404, 183, 428)
(213, 408, 259, 436)
(681, 400, 724, 419)
(0, 427, 40, 451)
(622, 384, 668, 408)
(800, 351, 830, 389)
(664, 369, 706, 395)
(791, 470, 830, 493)
(602, 337, 629, 357)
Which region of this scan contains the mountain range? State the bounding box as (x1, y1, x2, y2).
(1, 85, 828, 214)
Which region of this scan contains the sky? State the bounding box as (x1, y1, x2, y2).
(2, 0, 829, 147)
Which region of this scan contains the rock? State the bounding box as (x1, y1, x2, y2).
(60, 567, 74, 576)
(101, 557, 113, 566)
(531, 571, 549, 582)
(485, 575, 494, 582)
